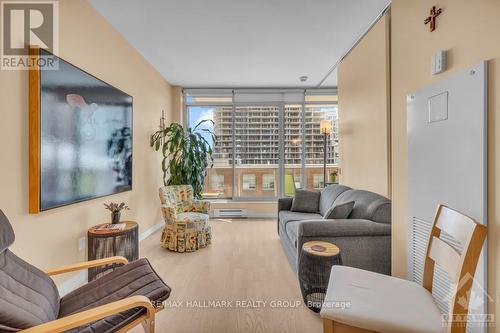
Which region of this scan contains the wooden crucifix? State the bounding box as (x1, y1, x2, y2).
(424, 6, 443, 32)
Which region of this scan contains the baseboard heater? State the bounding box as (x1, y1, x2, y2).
(213, 209, 248, 218)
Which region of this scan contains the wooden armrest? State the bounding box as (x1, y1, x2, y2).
(20, 295, 154, 333)
(46, 256, 129, 276)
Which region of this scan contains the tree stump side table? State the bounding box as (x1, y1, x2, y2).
(87, 221, 139, 281)
(299, 241, 342, 313)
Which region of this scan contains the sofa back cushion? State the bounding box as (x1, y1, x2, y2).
(0, 211, 60, 330)
(291, 190, 320, 213)
(333, 190, 391, 223)
(323, 201, 355, 220)
(319, 184, 352, 216)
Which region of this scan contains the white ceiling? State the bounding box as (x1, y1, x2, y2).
(89, 0, 389, 88)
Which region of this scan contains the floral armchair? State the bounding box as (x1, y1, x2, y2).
(159, 185, 211, 252)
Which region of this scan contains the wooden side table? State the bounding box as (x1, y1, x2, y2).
(299, 241, 342, 313)
(87, 221, 139, 281)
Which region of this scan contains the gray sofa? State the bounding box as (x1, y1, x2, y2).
(278, 184, 391, 275)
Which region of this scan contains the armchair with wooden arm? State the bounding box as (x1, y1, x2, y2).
(0, 210, 171, 333)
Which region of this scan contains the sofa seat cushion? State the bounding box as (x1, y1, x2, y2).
(279, 211, 323, 225)
(284, 221, 301, 247)
(59, 258, 171, 333)
(321, 266, 444, 333)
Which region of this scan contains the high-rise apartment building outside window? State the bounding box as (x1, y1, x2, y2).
(184, 89, 339, 200)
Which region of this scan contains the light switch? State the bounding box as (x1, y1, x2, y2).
(432, 50, 447, 75)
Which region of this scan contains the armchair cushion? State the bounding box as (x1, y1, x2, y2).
(0, 210, 14, 253)
(291, 189, 320, 213)
(0, 210, 61, 331)
(177, 212, 209, 223)
(159, 185, 210, 217)
(59, 258, 171, 333)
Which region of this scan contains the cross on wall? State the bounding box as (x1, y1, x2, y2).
(424, 6, 443, 32)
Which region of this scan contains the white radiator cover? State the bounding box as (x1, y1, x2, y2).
(213, 209, 248, 218)
(407, 62, 488, 333)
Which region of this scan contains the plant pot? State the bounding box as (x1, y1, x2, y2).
(111, 211, 121, 224)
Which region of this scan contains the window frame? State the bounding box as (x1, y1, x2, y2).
(184, 89, 339, 201)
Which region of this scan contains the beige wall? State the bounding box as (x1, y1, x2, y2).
(0, 0, 174, 285)
(338, 14, 391, 197)
(391, 0, 500, 326)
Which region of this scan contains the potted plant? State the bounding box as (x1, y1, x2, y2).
(329, 170, 338, 184)
(104, 202, 130, 224)
(150, 120, 215, 199)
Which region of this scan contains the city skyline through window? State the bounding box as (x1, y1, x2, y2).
(185, 90, 339, 200)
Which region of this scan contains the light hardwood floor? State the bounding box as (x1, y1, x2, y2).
(133, 218, 322, 333)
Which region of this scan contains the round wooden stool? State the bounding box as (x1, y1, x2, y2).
(299, 241, 342, 313)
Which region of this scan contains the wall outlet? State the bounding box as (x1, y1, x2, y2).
(78, 237, 86, 251)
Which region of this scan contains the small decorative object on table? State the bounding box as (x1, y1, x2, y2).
(87, 221, 138, 281)
(104, 202, 130, 224)
(299, 241, 342, 313)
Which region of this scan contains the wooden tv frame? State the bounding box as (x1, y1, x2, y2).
(29, 46, 41, 214)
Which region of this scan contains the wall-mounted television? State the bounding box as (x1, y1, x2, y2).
(29, 48, 133, 213)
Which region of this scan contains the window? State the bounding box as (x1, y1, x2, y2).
(242, 174, 256, 190)
(187, 105, 232, 199)
(313, 174, 324, 189)
(185, 89, 339, 200)
(210, 174, 224, 190)
(262, 174, 275, 190)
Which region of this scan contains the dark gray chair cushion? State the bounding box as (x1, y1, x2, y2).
(0, 251, 61, 331)
(0, 210, 14, 254)
(319, 184, 352, 216)
(0, 210, 61, 331)
(60, 258, 171, 333)
(323, 201, 355, 219)
(291, 190, 320, 213)
(334, 190, 391, 224)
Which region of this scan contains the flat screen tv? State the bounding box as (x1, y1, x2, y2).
(29, 48, 133, 212)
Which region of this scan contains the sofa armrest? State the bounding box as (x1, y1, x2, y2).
(298, 219, 391, 238)
(278, 197, 293, 212)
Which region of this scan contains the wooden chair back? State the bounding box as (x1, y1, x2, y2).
(422, 204, 487, 332)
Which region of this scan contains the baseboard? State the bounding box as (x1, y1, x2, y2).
(139, 220, 164, 242)
(57, 220, 165, 296)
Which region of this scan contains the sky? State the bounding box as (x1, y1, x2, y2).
(188, 106, 215, 147)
